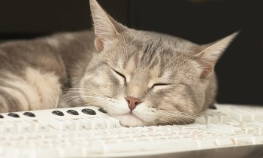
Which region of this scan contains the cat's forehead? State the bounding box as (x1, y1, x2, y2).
(118, 32, 196, 64)
(105, 30, 199, 78)
(125, 30, 198, 51)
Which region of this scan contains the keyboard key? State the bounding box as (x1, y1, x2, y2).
(7, 113, 20, 118)
(82, 143, 105, 154)
(35, 147, 59, 157)
(74, 119, 93, 130)
(207, 124, 237, 134)
(254, 136, 263, 144)
(197, 139, 217, 148)
(195, 116, 206, 124)
(254, 111, 263, 121)
(17, 121, 36, 133)
(23, 112, 36, 117)
(36, 121, 50, 132)
(205, 114, 219, 124)
(2, 122, 18, 134)
(0, 146, 3, 155)
(48, 119, 76, 131)
(181, 124, 207, 130)
(106, 119, 121, 129)
(98, 108, 107, 114)
(82, 109, 96, 115)
(233, 136, 254, 145)
(52, 110, 64, 116)
(215, 138, 234, 146)
(93, 119, 107, 129)
(67, 110, 79, 115)
(218, 113, 232, 123)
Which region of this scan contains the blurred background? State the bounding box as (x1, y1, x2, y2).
(0, 0, 262, 105)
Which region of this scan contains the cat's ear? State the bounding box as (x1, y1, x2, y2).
(89, 0, 126, 52)
(195, 32, 238, 79)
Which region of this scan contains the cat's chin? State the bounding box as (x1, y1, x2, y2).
(114, 114, 146, 127)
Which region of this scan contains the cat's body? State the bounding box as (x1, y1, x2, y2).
(0, 0, 237, 127)
(0, 31, 95, 112)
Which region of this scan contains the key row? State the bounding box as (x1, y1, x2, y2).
(0, 108, 107, 119)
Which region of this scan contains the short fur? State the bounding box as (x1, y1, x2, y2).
(0, 0, 237, 127)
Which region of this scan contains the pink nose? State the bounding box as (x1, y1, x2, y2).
(125, 96, 142, 110)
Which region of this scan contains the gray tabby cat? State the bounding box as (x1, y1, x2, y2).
(0, 0, 237, 127)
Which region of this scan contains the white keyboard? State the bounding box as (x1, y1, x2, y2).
(0, 104, 263, 158)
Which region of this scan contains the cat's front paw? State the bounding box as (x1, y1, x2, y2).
(115, 114, 145, 127)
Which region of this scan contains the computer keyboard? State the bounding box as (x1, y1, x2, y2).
(0, 104, 263, 158)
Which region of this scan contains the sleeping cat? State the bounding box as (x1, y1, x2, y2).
(0, 0, 237, 127)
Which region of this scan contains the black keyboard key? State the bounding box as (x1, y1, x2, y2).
(98, 108, 107, 114)
(23, 112, 36, 117)
(8, 113, 20, 118)
(82, 108, 96, 115)
(52, 110, 64, 116)
(0, 115, 3, 118)
(67, 110, 79, 115)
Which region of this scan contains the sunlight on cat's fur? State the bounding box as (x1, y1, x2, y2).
(0, 0, 238, 127)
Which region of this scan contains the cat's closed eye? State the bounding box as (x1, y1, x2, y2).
(112, 69, 127, 83)
(151, 83, 170, 89)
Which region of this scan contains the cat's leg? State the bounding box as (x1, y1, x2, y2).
(58, 91, 84, 108)
(0, 68, 62, 113)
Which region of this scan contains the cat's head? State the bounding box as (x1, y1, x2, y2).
(79, 0, 238, 126)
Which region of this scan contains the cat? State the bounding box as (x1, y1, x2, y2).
(0, 0, 237, 127)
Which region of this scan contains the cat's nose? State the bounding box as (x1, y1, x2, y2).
(125, 96, 142, 110)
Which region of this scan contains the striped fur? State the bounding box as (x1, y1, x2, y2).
(0, 31, 95, 112)
(0, 0, 237, 127)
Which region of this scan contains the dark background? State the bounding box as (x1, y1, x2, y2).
(0, 0, 262, 105)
